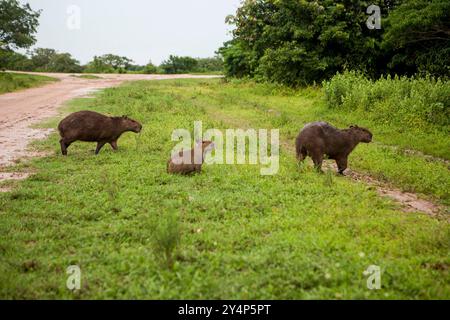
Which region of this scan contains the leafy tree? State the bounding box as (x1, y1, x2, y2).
(143, 61, 159, 74)
(84, 54, 134, 73)
(0, 0, 40, 69)
(30, 48, 56, 70)
(0, 0, 40, 51)
(29, 48, 81, 73)
(220, 0, 399, 86)
(160, 55, 198, 74)
(382, 0, 450, 77)
(195, 56, 224, 73)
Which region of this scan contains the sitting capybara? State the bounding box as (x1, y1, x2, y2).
(58, 111, 142, 155)
(296, 121, 372, 174)
(167, 141, 215, 175)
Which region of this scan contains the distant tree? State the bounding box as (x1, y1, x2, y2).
(0, 0, 40, 70)
(195, 56, 223, 73)
(30, 48, 56, 70)
(84, 54, 133, 73)
(0, 50, 33, 71)
(143, 61, 159, 74)
(29, 48, 81, 73)
(160, 55, 198, 74)
(47, 53, 82, 73)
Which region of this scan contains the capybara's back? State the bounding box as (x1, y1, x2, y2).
(58, 110, 142, 155)
(58, 111, 112, 142)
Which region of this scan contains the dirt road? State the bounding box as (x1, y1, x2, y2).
(0, 72, 220, 168)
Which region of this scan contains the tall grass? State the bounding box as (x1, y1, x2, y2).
(323, 72, 450, 130)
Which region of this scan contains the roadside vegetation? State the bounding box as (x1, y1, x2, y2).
(0, 72, 57, 94)
(0, 79, 448, 299)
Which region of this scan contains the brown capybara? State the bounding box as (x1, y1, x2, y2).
(58, 111, 142, 155)
(296, 121, 372, 174)
(167, 141, 215, 175)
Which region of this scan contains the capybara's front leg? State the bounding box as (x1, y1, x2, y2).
(336, 156, 348, 175)
(95, 141, 106, 155)
(110, 140, 118, 151)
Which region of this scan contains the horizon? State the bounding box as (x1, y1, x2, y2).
(19, 0, 241, 65)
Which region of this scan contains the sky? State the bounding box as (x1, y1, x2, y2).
(19, 0, 242, 65)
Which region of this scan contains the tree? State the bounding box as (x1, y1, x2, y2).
(84, 54, 134, 73)
(382, 0, 450, 77)
(47, 53, 82, 73)
(30, 48, 56, 70)
(0, 0, 40, 70)
(0, 0, 40, 51)
(219, 0, 400, 86)
(160, 55, 198, 74)
(28, 48, 82, 72)
(143, 61, 159, 74)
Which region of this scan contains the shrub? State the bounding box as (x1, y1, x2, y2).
(323, 71, 450, 129)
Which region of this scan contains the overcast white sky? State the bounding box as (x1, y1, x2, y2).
(19, 0, 242, 65)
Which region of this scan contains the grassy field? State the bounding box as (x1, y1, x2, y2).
(0, 72, 57, 94)
(0, 79, 448, 299)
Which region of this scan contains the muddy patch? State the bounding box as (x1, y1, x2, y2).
(340, 166, 446, 217)
(0, 172, 31, 192)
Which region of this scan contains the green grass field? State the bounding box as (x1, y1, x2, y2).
(0, 79, 448, 299)
(0, 72, 57, 94)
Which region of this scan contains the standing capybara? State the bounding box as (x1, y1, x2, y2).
(58, 111, 142, 155)
(296, 121, 372, 174)
(167, 141, 215, 175)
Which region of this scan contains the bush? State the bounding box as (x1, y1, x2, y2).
(323, 71, 450, 129)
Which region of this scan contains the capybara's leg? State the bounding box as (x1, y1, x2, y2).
(59, 139, 67, 156)
(95, 141, 106, 155)
(310, 149, 324, 173)
(60, 139, 73, 155)
(336, 156, 348, 175)
(110, 140, 118, 151)
(297, 145, 307, 162)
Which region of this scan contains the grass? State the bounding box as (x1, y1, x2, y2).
(0, 79, 448, 299)
(0, 72, 57, 94)
(70, 74, 102, 80)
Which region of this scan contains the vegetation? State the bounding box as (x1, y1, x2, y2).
(0, 72, 57, 94)
(0, 0, 40, 70)
(219, 0, 450, 86)
(323, 72, 450, 157)
(0, 79, 448, 299)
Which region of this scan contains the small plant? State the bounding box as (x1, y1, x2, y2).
(153, 213, 182, 269)
(323, 169, 334, 187)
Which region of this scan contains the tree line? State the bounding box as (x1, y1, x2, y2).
(0, 49, 223, 74)
(219, 0, 450, 86)
(0, 0, 223, 74)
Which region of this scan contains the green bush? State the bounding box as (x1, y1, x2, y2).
(323, 72, 450, 129)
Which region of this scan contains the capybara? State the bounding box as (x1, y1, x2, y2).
(167, 141, 215, 175)
(58, 111, 142, 155)
(296, 122, 372, 174)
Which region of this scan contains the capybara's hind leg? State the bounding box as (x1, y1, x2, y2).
(110, 140, 118, 151)
(336, 156, 348, 175)
(60, 139, 70, 156)
(310, 149, 324, 173)
(95, 141, 106, 155)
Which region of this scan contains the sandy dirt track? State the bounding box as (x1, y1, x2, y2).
(0, 72, 220, 168)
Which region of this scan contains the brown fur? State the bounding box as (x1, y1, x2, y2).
(167, 141, 215, 175)
(58, 110, 142, 155)
(295, 121, 372, 174)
